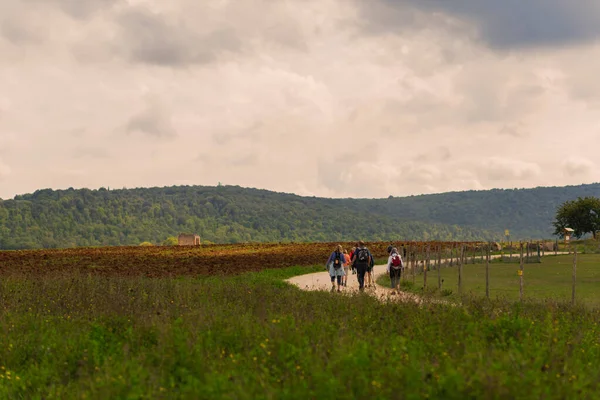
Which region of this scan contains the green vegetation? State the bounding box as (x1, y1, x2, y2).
(364, 183, 600, 239)
(387, 254, 600, 306)
(3, 265, 600, 398)
(553, 196, 600, 239)
(2, 182, 600, 249)
(0, 186, 500, 250)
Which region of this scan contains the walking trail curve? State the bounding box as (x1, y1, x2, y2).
(286, 252, 569, 304)
(286, 264, 422, 303)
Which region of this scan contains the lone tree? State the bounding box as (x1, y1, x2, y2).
(553, 196, 600, 239)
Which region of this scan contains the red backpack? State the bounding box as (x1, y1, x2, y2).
(391, 253, 403, 269)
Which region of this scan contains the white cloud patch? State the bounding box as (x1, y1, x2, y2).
(562, 157, 596, 178)
(480, 158, 542, 182)
(0, 158, 11, 179)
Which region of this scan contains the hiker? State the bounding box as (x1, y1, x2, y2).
(351, 241, 372, 291)
(386, 245, 404, 290)
(326, 244, 346, 292)
(342, 249, 351, 287)
(366, 251, 375, 288)
(349, 246, 357, 274)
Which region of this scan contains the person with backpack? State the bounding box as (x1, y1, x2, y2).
(351, 241, 371, 291)
(366, 252, 375, 288)
(386, 245, 404, 291)
(326, 244, 346, 292)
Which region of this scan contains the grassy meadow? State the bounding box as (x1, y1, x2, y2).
(2, 260, 600, 399)
(385, 254, 600, 306)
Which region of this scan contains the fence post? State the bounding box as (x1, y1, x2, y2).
(437, 245, 442, 290)
(519, 242, 524, 302)
(481, 245, 485, 263)
(458, 245, 463, 295)
(428, 244, 432, 270)
(572, 246, 577, 306)
(537, 241, 541, 263)
(409, 243, 413, 280)
(541, 241, 545, 258)
(486, 243, 490, 299)
(509, 242, 513, 262)
(423, 244, 428, 289)
(411, 245, 418, 285)
(555, 239, 558, 256)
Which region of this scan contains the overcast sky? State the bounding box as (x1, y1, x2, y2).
(1, 0, 599, 200)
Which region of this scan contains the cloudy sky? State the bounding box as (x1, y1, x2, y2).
(1, 0, 599, 200)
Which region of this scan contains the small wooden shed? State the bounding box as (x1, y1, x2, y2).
(178, 233, 201, 246)
(563, 228, 574, 243)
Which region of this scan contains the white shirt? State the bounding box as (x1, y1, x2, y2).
(386, 253, 404, 273)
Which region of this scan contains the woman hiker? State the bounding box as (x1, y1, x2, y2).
(349, 246, 357, 274)
(386, 245, 404, 292)
(326, 244, 346, 292)
(342, 249, 351, 287)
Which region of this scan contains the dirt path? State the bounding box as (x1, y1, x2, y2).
(286, 264, 423, 303)
(286, 252, 570, 304)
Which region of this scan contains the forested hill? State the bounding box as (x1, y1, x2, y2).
(0, 182, 598, 250)
(347, 183, 600, 239)
(0, 185, 499, 250)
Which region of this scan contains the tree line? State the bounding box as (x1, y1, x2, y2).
(0, 185, 501, 250)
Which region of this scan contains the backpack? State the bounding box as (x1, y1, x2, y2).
(356, 248, 369, 264)
(391, 253, 402, 270)
(332, 251, 343, 269)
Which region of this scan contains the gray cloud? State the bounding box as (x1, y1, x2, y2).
(562, 157, 595, 177)
(0, 18, 42, 44)
(114, 7, 242, 66)
(34, 0, 122, 20)
(365, 1, 600, 49)
(126, 97, 176, 139)
(499, 123, 529, 138)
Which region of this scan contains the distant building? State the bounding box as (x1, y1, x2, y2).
(178, 233, 201, 246)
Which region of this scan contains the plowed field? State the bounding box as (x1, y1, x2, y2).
(0, 241, 483, 277)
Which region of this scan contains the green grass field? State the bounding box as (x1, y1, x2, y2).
(4, 260, 600, 398)
(385, 254, 600, 306)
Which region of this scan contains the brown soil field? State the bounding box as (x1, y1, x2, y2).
(0, 240, 484, 278)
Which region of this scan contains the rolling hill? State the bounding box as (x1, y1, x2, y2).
(0, 183, 598, 249)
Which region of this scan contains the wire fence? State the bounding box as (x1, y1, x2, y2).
(389, 240, 598, 306)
